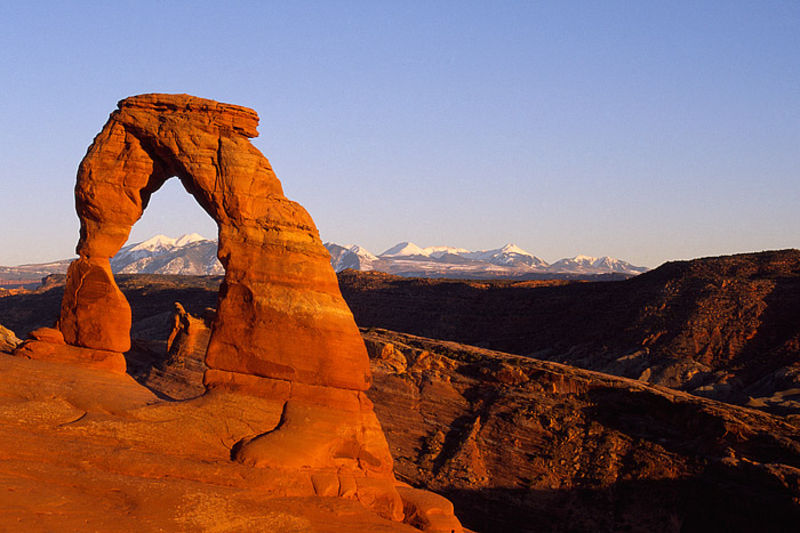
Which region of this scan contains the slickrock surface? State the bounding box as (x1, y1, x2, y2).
(339, 250, 800, 415)
(4, 277, 800, 530)
(0, 350, 418, 533)
(116, 309, 800, 532)
(15, 326, 127, 373)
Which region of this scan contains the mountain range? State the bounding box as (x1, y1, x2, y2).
(1, 234, 648, 283)
(325, 241, 648, 278)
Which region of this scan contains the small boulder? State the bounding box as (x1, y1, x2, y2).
(0, 324, 22, 353)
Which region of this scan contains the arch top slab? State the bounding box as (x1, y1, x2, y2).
(118, 93, 261, 139)
(75, 93, 284, 259)
(61, 93, 371, 391)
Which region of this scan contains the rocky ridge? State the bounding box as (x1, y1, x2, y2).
(363, 328, 800, 532)
(338, 250, 800, 416)
(129, 311, 800, 531)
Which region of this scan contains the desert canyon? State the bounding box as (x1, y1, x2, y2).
(1, 95, 799, 533)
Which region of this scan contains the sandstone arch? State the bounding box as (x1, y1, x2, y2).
(55, 93, 403, 485)
(60, 93, 370, 391)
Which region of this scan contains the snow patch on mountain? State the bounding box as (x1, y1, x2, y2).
(325, 243, 378, 272)
(463, 244, 549, 268)
(379, 242, 429, 257)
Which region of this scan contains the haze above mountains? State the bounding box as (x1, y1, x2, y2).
(1, 234, 649, 282)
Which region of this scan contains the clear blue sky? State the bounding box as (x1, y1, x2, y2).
(1, 1, 798, 267)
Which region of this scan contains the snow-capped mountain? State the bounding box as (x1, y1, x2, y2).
(325, 243, 378, 272)
(110, 234, 223, 275)
(549, 255, 648, 275)
(463, 244, 549, 268)
(112, 234, 206, 264)
(325, 241, 648, 278)
(379, 242, 472, 259)
(379, 241, 429, 258)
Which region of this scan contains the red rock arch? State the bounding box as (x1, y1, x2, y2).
(59, 94, 370, 391)
(41, 94, 465, 530)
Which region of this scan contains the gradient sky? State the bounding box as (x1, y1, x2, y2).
(1, 1, 798, 268)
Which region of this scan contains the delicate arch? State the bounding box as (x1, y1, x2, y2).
(59, 94, 370, 391)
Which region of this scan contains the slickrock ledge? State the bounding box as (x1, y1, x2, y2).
(0, 352, 419, 532)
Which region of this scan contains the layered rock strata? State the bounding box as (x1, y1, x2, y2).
(362, 329, 800, 532)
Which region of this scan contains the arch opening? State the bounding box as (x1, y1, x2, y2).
(120, 176, 221, 271)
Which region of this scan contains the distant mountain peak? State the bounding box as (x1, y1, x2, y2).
(322, 241, 646, 277)
(348, 245, 378, 260)
(128, 233, 210, 253)
(175, 233, 209, 246)
(111, 233, 221, 275)
(1, 235, 648, 280)
(498, 243, 530, 255)
(380, 242, 428, 257)
(130, 234, 174, 251)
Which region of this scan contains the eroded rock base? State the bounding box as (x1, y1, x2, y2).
(0, 352, 462, 532)
(15, 327, 126, 374)
(206, 370, 405, 522)
(0, 344, 463, 532)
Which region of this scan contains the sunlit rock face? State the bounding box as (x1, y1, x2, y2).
(62, 93, 371, 392)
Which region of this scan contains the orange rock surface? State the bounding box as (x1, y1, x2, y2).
(165, 302, 213, 367)
(0, 352, 421, 532)
(59, 257, 132, 352)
